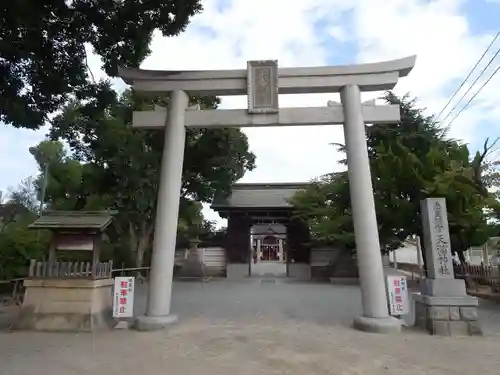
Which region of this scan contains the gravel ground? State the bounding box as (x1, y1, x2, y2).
(1, 280, 500, 375)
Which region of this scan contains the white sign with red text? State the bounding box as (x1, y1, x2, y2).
(113, 277, 135, 318)
(386, 275, 409, 316)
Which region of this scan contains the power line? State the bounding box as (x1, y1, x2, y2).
(446, 64, 500, 128)
(436, 31, 500, 121)
(441, 44, 500, 124)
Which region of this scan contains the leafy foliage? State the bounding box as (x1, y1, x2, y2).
(0, 0, 202, 128)
(0, 181, 49, 280)
(29, 85, 255, 268)
(6, 176, 39, 214)
(292, 172, 354, 250)
(0, 216, 49, 280)
(291, 92, 499, 262)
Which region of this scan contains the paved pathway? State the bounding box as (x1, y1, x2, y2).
(2, 280, 500, 374)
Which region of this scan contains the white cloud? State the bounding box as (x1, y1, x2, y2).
(2, 0, 499, 227)
(139, 0, 354, 224)
(328, 26, 347, 42)
(349, 0, 500, 144)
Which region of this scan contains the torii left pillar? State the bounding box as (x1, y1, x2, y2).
(341, 85, 401, 333)
(134, 90, 189, 331)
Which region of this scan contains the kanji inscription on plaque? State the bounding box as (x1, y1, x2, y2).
(247, 60, 279, 114)
(421, 198, 454, 279)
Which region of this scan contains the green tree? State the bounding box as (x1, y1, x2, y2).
(0, 180, 49, 280)
(198, 222, 227, 248)
(1, 0, 202, 129)
(32, 86, 255, 268)
(0, 214, 48, 280)
(291, 172, 354, 250)
(291, 92, 498, 265)
(6, 176, 39, 214)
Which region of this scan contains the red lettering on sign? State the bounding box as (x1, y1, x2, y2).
(120, 281, 128, 288)
(120, 297, 127, 305)
(120, 289, 127, 297)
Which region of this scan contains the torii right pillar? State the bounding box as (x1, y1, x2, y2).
(341, 85, 402, 333)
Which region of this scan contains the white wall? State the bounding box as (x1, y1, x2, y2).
(393, 244, 488, 265)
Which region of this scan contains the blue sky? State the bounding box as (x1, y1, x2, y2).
(1, 0, 499, 224)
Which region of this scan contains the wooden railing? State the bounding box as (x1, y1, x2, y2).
(454, 263, 500, 292)
(28, 260, 114, 279)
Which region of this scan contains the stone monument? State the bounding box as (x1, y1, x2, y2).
(414, 198, 482, 335)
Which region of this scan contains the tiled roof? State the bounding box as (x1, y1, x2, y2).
(211, 182, 309, 209)
(29, 211, 115, 231)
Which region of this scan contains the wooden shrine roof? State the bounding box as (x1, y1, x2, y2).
(211, 182, 310, 211)
(29, 211, 115, 231)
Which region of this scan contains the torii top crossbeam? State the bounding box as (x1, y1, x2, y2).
(119, 55, 416, 96)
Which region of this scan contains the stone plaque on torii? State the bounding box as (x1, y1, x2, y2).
(247, 60, 279, 113)
(119, 55, 417, 333)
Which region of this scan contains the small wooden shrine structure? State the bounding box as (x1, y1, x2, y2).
(27, 211, 114, 279)
(17, 211, 116, 332)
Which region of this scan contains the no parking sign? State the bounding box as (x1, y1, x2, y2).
(113, 277, 135, 318)
(386, 275, 409, 316)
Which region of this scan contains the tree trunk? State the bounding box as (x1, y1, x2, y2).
(129, 221, 154, 280)
(135, 235, 149, 277)
(128, 221, 137, 268)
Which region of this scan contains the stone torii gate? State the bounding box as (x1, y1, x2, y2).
(119, 55, 416, 333)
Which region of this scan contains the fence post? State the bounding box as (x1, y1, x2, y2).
(483, 243, 489, 265)
(416, 236, 424, 281)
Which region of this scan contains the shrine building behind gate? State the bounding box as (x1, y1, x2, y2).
(211, 182, 312, 279)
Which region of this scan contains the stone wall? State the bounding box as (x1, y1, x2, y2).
(16, 278, 114, 332)
(310, 248, 358, 281)
(174, 247, 227, 278)
(414, 295, 482, 336)
(287, 263, 311, 280)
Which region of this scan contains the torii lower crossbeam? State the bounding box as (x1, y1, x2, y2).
(132, 104, 400, 129)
